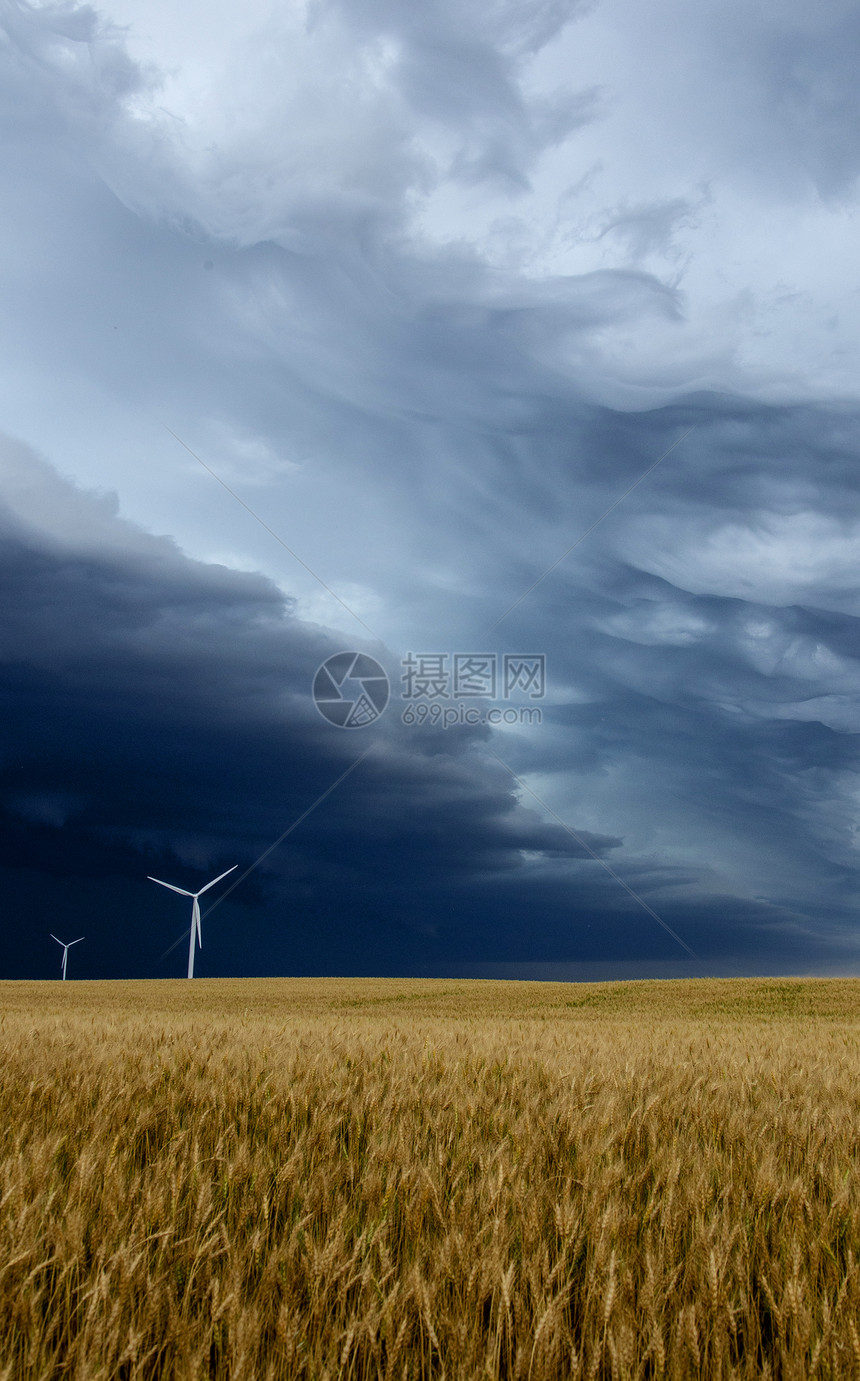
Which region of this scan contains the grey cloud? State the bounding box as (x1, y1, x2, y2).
(742, 3, 860, 197)
(618, 0, 860, 200)
(596, 198, 700, 264)
(0, 0, 142, 127)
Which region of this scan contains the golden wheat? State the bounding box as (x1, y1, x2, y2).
(1, 977, 859, 1379)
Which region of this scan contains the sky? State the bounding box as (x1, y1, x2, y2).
(2, 0, 860, 980)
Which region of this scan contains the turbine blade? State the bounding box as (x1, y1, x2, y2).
(193, 898, 202, 947)
(69, 937, 84, 946)
(50, 935, 63, 946)
(147, 877, 194, 897)
(197, 864, 238, 896)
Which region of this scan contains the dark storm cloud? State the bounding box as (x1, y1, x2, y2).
(5, 417, 860, 981)
(487, 391, 860, 955)
(0, 439, 629, 977)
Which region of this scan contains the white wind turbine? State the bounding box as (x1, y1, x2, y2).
(147, 866, 237, 978)
(51, 934, 84, 980)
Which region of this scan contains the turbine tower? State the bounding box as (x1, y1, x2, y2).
(51, 934, 84, 980)
(147, 866, 237, 978)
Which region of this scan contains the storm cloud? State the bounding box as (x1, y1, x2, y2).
(2, 0, 860, 978)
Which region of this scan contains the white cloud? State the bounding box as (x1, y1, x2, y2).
(618, 511, 860, 613)
(601, 601, 714, 647)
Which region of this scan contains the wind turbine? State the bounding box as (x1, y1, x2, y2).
(147, 866, 237, 978)
(51, 934, 84, 980)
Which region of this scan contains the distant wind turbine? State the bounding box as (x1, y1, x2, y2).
(147, 866, 237, 978)
(51, 934, 84, 980)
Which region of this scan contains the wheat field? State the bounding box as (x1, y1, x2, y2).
(2, 976, 860, 1380)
